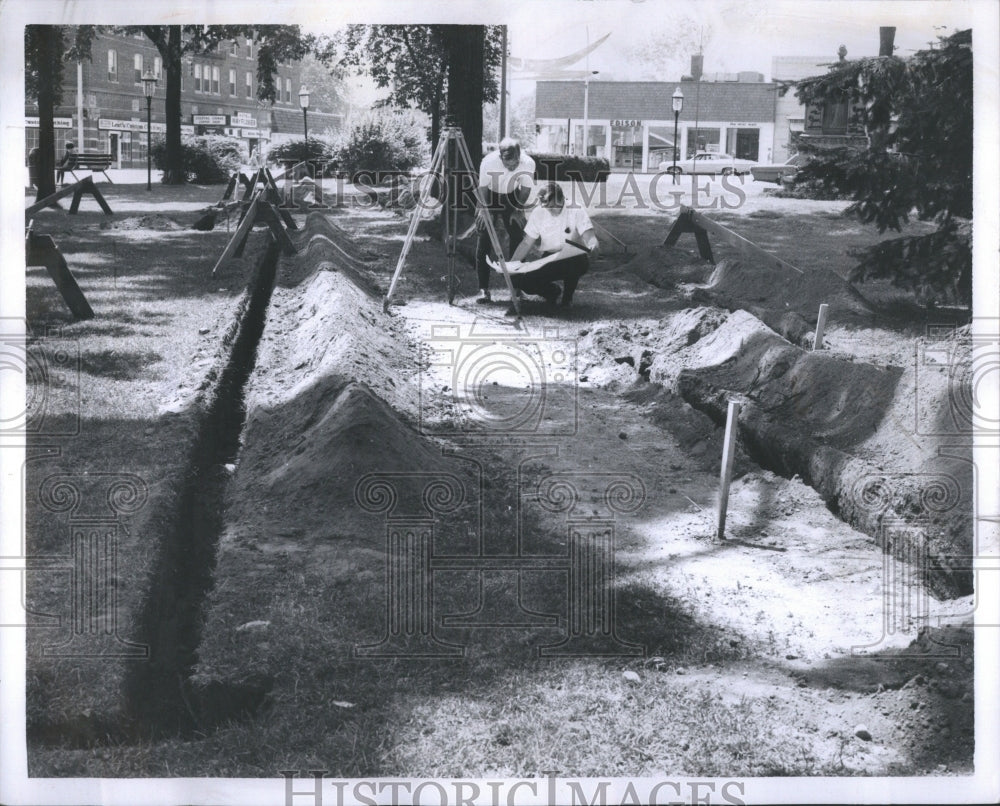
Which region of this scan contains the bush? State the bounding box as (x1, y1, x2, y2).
(266, 138, 339, 176)
(331, 111, 429, 176)
(529, 153, 611, 183)
(150, 136, 243, 184)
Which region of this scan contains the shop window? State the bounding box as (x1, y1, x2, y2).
(134, 53, 143, 85)
(686, 127, 720, 158)
(107, 49, 117, 82)
(647, 125, 678, 169)
(610, 123, 642, 169)
(572, 124, 606, 158)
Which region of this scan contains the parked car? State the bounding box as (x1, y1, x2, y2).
(659, 151, 756, 176)
(750, 152, 807, 184)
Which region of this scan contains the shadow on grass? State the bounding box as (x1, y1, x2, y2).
(80, 349, 164, 380)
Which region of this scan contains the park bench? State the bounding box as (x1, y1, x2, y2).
(66, 153, 114, 184)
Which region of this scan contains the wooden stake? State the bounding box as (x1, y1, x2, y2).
(813, 303, 829, 350)
(717, 399, 741, 541)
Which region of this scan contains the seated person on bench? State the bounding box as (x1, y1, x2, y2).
(56, 142, 77, 185)
(508, 182, 598, 307)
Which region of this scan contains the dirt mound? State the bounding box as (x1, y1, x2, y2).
(100, 214, 184, 231)
(674, 322, 972, 596)
(575, 306, 972, 597)
(218, 214, 457, 552)
(691, 258, 875, 344)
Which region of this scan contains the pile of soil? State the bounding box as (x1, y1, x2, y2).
(99, 214, 185, 231)
(691, 257, 875, 345)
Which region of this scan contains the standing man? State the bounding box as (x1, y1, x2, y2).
(475, 138, 535, 303)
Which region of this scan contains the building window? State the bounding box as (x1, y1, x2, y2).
(284, 77, 291, 103)
(154, 56, 162, 79)
(686, 127, 721, 157)
(131, 98, 141, 112)
(211, 66, 220, 94)
(194, 63, 202, 93)
(230, 41, 239, 56)
(107, 49, 117, 82)
(229, 68, 236, 96)
(246, 39, 253, 59)
(134, 53, 143, 84)
(245, 71, 253, 98)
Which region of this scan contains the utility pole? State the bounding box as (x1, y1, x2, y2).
(499, 26, 508, 140)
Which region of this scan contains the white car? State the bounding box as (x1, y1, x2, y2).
(750, 153, 807, 184)
(659, 151, 756, 176)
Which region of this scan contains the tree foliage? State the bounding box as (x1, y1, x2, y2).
(788, 29, 972, 304)
(130, 25, 314, 183)
(322, 25, 502, 153)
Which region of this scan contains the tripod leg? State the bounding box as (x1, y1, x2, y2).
(454, 133, 521, 317)
(383, 131, 449, 311)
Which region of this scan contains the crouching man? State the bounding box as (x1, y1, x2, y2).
(508, 182, 598, 308)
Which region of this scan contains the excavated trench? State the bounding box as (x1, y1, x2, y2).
(121, 240, 281, 739)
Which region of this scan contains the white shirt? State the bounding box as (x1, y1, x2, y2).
(478, 150, 536, 195)
(524, 205, 596, 254)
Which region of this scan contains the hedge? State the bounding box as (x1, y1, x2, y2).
(528, 153, 610, 183)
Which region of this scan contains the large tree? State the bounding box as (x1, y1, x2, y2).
(325, 25, 502, 159)
(789, 29, 972, 305)
(132, 25, 313, 184)
(24, 25, 96, 201)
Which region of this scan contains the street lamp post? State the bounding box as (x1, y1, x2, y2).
(142, 69, 158, 191)
(298, 85, 310, 143)
(582, 70, 599, 157)
(671, 86, 683, 185)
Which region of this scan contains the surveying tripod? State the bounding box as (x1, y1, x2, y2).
(383, 126, 521, 318)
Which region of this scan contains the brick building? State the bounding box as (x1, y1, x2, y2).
(535, 68, 777, 173)
(25, 30, 341, 169)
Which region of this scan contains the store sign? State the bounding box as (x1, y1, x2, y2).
(99, 119, 143, 132)
(727, 122, 759, 128)
(99, 119, 166, 133)
(241, 128, 269, 139)
(231, 113, 257, 127)
(611, 119, 642, 127)
(181, 124, 195, 135)
(192, 114, 227, 125)
(26, 117, 74, 128)
(224, 127, 242, 137)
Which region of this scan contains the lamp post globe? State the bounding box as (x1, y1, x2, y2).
(142, 70, 158, 190)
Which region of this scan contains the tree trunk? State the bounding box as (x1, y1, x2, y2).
(444, 25, 484, 168)
(162, 26, 186, 184)
(34, 26, 60, 201)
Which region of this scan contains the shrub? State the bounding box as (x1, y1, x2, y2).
(266, 138, 339, 176)
(529, 153, 611, 183)
(331, 111, 429, 176)
(150, 136, 243, 184)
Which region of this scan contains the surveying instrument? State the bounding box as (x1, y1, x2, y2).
(383, 125, 522, 318)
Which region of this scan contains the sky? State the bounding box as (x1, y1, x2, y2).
(322, 0, 980, 106)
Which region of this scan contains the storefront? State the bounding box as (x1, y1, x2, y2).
(535, 78, 777, 173)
